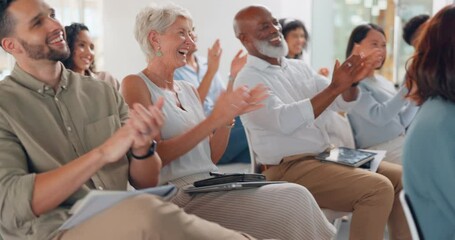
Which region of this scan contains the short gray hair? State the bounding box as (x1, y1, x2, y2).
(134, 3, 192, 61)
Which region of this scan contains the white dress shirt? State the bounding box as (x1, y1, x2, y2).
(235, 55, 359, 165)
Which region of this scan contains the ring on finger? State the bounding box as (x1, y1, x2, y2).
(346, 62, 353, 68)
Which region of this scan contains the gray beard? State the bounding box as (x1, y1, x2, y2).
(18, 38, 70, 61)
(253, 38, 288, 59)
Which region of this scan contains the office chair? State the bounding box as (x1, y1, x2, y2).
(399, 190, 423, 240)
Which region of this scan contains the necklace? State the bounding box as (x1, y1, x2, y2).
(144, 69, 173, 85)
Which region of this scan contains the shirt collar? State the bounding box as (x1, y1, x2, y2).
(246, 55, 288, 71)
(11, 62, 70, 95)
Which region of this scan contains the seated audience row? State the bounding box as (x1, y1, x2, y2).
(234, 6, 409, 240)
(0, 1, 333, 240)
(121, 4, 335, 239)
(0, 0, 447, 239)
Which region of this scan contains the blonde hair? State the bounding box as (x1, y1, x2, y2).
(134, 3, 192, 61)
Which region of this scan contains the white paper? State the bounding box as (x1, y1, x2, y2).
(59, 185, 176, 230)
(360, 149, 386, 172)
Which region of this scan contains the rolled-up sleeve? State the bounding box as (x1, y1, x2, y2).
(0, 114, 37, 229)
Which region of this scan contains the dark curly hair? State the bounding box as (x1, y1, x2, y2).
(0, 0, 17, 49)
(279, 18, 309, 59)
(406, 5, 455, 105)
(402, 14, 429, 46)
(62, 22, 95, 73)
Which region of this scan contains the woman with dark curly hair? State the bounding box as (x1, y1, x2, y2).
(63, 23, 119, 89)
(403, 4, 455, 239)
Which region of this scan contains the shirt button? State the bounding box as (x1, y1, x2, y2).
(97, 186, 104, 190)
(37, 89, 43, 93)
(44, 86, 50, 90)
(66, 126, 72, 132)
(54, 97, 59, 102)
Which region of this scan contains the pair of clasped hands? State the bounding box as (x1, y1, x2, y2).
(331, 44, 384, 91)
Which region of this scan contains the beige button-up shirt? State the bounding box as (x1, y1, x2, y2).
(0, 64, 129, 240)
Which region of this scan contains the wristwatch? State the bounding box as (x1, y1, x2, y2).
(129, 140, 157, 160)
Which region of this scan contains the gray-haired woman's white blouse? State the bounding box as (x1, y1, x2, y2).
(138, 72, 217, 184)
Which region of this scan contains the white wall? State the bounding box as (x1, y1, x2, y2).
(433, 0, 454, 13)
(310, 0, 334, 72)
(102, 0, 311, 81)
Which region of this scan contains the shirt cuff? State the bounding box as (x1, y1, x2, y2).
(18, 173, 37, 220)
(2, 173, 38, 229)
(336, 90, 362, 112)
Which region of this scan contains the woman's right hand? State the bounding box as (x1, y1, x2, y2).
(207, 39, 222, 75)
(209, 84, 268, 127)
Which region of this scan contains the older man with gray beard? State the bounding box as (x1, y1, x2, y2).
(233, 5, 411, 240)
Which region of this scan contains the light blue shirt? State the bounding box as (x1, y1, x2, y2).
(403, 97, 455, 240)
(347, 75, 418, 148)
(174, 55, 225, 116)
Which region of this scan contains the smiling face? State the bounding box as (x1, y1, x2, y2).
(236, 7, 288, 60)
(234, 6, 288, 61)
(7, 0, 69, 62)
(358, 29, 387, 69)
(70, 30, 94, 74)
(153, 16, 194, 69)
(285, 27, 306, 58)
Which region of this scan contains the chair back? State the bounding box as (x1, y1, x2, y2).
(399, 190, 423, 240)
(243, 127, 260, 173)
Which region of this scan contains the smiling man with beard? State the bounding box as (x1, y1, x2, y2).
(233, 5, 411, 240)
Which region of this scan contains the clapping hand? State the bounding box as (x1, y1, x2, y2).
(331, 44, 383, 91)
(128, 97, 165, 157)
(210, 84, 268, 126)
(207, 39, 222, 74)
(227, 50, 248, 91)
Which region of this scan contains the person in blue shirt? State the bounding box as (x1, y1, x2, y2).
(345, 23, 419, 164)
(174, 28, 250, 164)
(403, 4, 455, 239)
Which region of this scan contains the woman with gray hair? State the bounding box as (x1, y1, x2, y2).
(121, 3, 336, 240)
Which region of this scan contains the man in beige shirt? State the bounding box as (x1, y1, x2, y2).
(0, 0, 253, 239)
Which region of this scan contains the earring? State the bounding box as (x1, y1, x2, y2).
(155, 46, 163, 57)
